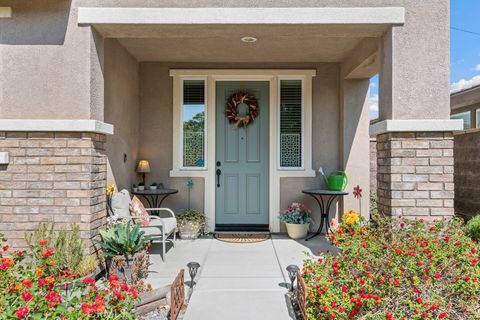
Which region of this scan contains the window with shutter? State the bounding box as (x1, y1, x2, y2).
(279, 80, 303, 168)
(182, 80, 206, 168)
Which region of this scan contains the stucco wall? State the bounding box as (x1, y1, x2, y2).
(0, 0, 103, 120)
(104, 39, 139, 191)
(1, 0, 448, 122)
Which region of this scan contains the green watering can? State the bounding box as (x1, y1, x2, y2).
(322, 170, 348, 191)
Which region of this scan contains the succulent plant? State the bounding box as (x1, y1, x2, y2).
(97, 221, 152, 258)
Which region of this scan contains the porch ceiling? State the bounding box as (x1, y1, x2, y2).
(98, 24, 386, 62)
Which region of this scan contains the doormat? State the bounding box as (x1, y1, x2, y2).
(214, 233, 270, 243)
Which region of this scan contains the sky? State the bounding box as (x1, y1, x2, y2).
(369, 0, 480, 119)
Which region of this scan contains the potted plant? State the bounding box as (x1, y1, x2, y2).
(149, 182, 157, 190)
(279, 202, 312, 239)
(138, 182, 145, 191)
(132, 184, 138, 192)
(97, 221, 152, 282)
(177, 210, 208, 240)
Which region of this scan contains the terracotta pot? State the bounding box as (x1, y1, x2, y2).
(285, 223, 310, 239)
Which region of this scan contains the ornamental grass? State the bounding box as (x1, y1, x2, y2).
(0, 237, 138, 319)
(303, 213, 480, 320)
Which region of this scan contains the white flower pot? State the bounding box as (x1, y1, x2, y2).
(138, 186, 145, 191)
(178, 221, 200, 240)
(285, 223, 310, 239)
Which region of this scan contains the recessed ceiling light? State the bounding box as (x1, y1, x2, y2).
(241, 36, 257, 43)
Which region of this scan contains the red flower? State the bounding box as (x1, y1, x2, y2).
(341, 286, 349, 293)
(81, 302, 96, 315)
(386, 311, 393, 320)
(15, 307, 29, 319)
(434, 273, 442, 279)
(14, 250, 23, 257)
(39, 239, 48, 246)
(108, 275, 119, 282)
(113, 290, 125, 300)
(472, 247, 477, 254)
(41, 248, 53, 258)
(444, 236, 450, 242)
(45, 291, 62, 307)
(2, 244, 9, 251)
(82, 277, 96, 286)
(23, 280, 32, 288)
(21, 291, 33, 302)
(439, 312, 447, 318)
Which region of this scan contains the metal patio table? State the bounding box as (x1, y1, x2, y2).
(132, 188, 178, 215)
(302, 189, 348, 241)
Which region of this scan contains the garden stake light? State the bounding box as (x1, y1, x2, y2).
(286, 264, 300, 292)
(187, 262, 200, 289)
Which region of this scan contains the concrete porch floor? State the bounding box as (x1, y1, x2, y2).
(146, 234, 337, 320)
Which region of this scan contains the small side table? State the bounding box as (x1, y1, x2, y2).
(302, 189, 348, 241)
(132, 188, 178, 215)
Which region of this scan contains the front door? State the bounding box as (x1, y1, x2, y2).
(215, 81, 269, 228)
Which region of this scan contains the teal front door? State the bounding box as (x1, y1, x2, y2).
(215, 81, 269, 227)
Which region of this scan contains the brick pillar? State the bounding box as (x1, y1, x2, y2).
(376, 132, 454, 219)
(0, 132, 107, 252)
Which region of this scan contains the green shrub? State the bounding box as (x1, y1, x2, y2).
(465, 215, 480, 242)
(25, 223, 84, 277)
(303, 214, 480, 319)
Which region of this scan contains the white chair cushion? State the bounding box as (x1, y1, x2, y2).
(143, 217, 177, 236)
(111, 189, 132, 219)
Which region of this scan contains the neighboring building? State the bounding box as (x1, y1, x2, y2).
(451, 85, 480, 219)
(0, 1, 460, 249)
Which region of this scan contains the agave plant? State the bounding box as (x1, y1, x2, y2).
(98, 221, 152, 258)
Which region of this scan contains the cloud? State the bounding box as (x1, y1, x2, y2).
(368, 94, 379, 119)
(475, 64, 480, 72)
(450, 75, 480, 93)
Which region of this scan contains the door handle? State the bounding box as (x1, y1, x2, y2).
(216, 169, 221, 188)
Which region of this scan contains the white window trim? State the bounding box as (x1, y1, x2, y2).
(178, 77, 208, 171)
(277, 77, 309, 171)
(169, 69, 316, 232)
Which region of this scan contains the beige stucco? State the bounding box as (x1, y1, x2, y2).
(104, 39, 139, 191)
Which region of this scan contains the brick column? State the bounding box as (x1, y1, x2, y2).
(0, 132, 106, 252)
(376, 132, 454, 219)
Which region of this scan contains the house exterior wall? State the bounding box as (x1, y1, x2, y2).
(1, 1, 449, 122)
(104, 39, 140, 191)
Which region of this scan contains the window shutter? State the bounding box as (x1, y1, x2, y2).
(280, 80, 302, 168)
(183, 80, 205, 104)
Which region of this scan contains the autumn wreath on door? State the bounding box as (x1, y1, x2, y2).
(225, 92, 258, 128)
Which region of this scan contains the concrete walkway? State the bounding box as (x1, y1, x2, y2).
(146, 234, 337, 320)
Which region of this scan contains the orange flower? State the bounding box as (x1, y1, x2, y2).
(35, 268, 44, 277)
(46, 259, 55, 267)
(45, 276, 55, 284)
(39, 239, 48, 246)
(2, 257, 14, 268)
(14, 283, 23, 291)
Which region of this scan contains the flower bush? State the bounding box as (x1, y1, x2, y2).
(279, 202, 312, 224)
(303, 213, 480, 319)
(0, 238, 139, 319)
(465, 215, 480, 242)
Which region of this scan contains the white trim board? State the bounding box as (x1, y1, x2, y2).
(169, 69, 316, 233)
(0, 120, 114, 135)
(78, 7, 405, 25)
(370, 119, 464, 136)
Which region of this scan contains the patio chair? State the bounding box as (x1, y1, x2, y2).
(110, 189, 177, 261)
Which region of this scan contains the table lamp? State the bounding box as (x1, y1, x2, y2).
(136, 160, 151, 186)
